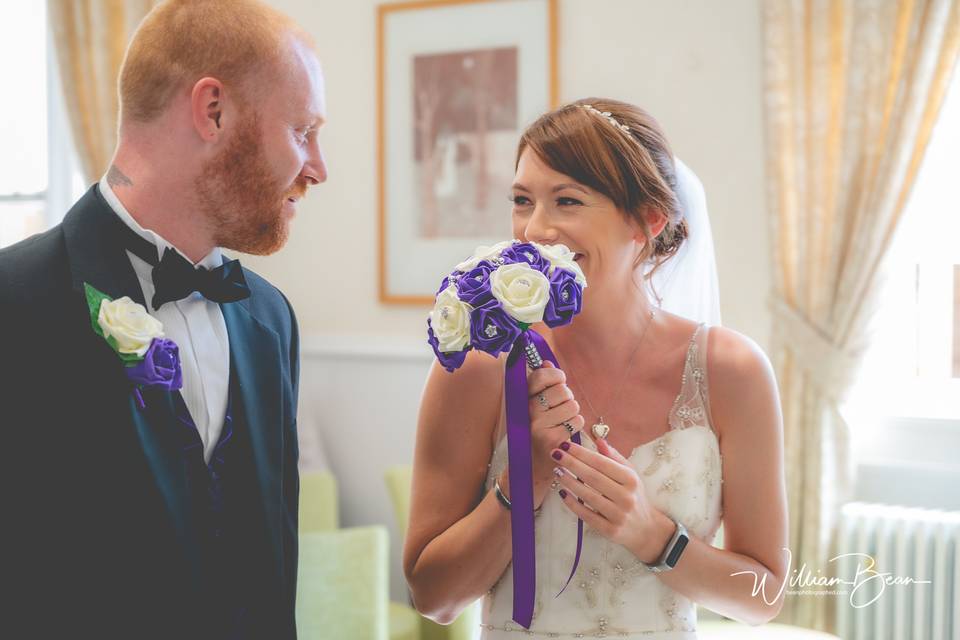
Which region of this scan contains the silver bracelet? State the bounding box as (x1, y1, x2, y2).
(494, 478, 511, 511)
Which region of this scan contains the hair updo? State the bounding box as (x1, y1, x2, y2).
(515, 98, 687, 278)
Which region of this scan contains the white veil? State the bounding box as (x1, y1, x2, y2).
(646, 157, 722, 326)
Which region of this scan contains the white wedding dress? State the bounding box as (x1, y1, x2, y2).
(480, 323, 723, 639)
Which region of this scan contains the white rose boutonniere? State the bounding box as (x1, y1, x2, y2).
(98, 296, 165, 357)
(84, 283, 183, 409)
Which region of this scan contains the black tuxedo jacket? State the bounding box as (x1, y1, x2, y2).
(0, 185, 300, 639)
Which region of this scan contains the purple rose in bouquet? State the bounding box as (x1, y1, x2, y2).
(470, 300, 522, 355)
(543, 268, 584, 328)
(500, 242, 551, 274)
(456, 260, 497, 307)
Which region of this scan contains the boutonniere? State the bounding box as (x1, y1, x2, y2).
(84, 283, 183, 408)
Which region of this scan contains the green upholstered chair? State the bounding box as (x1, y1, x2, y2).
(296, 526, 390, 640)
(299, 469, 421, 640)
(300, 470, 339, 533)
(385, 465, 481, 640)
(389, 602, 422, 640)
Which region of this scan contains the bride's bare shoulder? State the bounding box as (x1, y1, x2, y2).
(704, 326, 781, 440)
(705, 326, 773, 375)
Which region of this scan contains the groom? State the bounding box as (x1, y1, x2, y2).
(0, 1, 325, 637)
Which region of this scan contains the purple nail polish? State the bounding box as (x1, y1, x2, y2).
(559, 489, 567, 499)
(552, 450, 563, 461)
(560, 441, 571, 452)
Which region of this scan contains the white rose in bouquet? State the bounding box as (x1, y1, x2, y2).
(490, 262, 551, 325)
(535, 242, 587, 287)
(429, 284, 472, 352)
(454, 239, 515, 273)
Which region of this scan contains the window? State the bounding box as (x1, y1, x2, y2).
(0, 2, 83, 250)
(843, 64, 960, 509)
(843, 65, 960, 423)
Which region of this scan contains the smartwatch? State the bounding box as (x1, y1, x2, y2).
(645, 519, 689, 573)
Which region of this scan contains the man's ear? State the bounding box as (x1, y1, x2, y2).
(190, 77, 224, 142)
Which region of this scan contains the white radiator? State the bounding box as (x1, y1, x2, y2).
(835, 502, 960, 640)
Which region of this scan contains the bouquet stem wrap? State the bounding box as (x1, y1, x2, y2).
(505, 329, 584, 629)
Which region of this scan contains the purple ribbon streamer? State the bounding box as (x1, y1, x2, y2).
(504, 329, 584, 629)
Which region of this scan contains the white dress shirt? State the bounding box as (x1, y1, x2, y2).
(99, 178, 230, 463)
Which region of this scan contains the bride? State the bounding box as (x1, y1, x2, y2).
(404, 98, 788, 638)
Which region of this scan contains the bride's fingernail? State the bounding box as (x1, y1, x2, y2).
(559, 489, 568, 499)
(560, 441, 571, 451)
(552, 450, 563, 461)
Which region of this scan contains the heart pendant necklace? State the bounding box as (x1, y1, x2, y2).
(591, 420, 611, 440)
(567, 310, 657, 441)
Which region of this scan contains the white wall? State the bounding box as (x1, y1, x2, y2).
(249, 0, 770, 347)
(254, 0, 769, 604)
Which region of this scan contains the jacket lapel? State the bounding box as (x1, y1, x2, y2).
(221, 297, 286, 589)
(63, 186, 146, 308)
(62, 185, 192, 542)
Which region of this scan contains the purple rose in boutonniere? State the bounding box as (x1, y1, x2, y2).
(84, 283, 183, 408)
(126, 339, 183, 389)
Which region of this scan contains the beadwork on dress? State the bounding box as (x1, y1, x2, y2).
(480, 324, 721, 638)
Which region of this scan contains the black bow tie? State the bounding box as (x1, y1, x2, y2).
(110, 209, 250, 309)
(150, 247, 250, 309)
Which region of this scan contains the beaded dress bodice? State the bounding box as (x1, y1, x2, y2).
(480, 324, 723, 639)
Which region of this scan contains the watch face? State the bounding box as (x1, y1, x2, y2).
(665, 533, 689, 567)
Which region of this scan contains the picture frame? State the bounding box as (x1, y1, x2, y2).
(377, 0, 558, 304)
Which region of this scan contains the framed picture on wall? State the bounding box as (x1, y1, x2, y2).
(377, 0, 558, 304)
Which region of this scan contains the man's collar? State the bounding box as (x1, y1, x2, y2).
(97, 176, 223, 271)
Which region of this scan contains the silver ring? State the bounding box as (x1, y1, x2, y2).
(537, 393, 549, 409)
(562, 421, 575, 434)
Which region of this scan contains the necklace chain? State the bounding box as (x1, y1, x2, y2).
(565, 309, 657, 433)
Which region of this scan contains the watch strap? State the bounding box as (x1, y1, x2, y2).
(645, 520, 689, 573)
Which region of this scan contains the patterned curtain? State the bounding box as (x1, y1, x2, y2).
(48, 0, 158, 183)
(762, 0, 960, 631)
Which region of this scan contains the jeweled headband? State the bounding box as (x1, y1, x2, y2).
(578, 103, 633, 137)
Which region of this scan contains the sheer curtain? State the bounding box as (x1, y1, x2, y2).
(762, 0, 960, 631)
(48, 0, 158, 183)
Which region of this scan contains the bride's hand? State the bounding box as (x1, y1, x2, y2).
(509, 361, 585, 508)
(551, 438, 676, 564)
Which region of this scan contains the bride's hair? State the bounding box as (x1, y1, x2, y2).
(515, 98, 688, 279)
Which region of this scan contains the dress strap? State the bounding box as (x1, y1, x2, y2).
(667, 322, 716, 433)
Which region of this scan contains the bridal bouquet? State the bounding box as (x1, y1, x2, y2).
(426, 240, 587, 629)
(427, 240, 586, 371)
